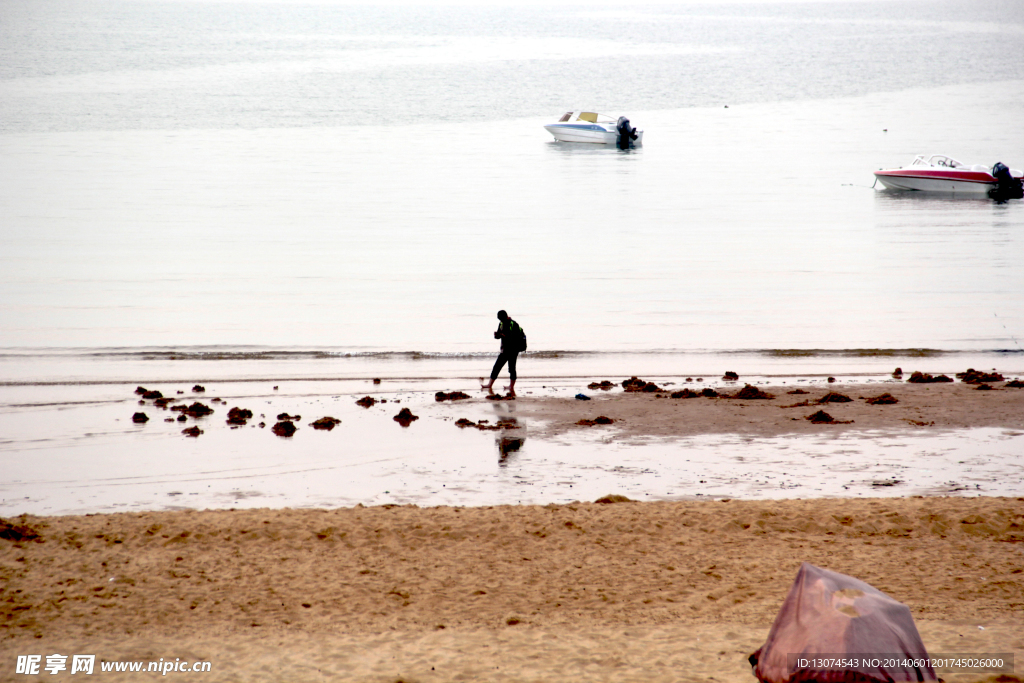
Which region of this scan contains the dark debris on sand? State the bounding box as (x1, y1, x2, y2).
(622, 377, 662, 393)
(731, 384, 774, 400)
(817, 391, 852, 404)
(806, 410, 853, 424)
(956, 368, 1005, 384)
(272, 421, 297, 437)
(435, 391, 471, 402)
(310, 416, 341, 430)
(1, 518, 41, 542)
(865, 393, 898, 405)
(594, 494, 633, 504)
(456, 417, 519, 431)
(356, 396, 378, 408)
(393, 408, 419, 426)
(227, 407, 253, 425)
(168, 402, 214, 418)
(907, 371, 953, 384)
(670, 389, 701, 399)
(576, 416, 615, 426)
(587, 381, 616, 390)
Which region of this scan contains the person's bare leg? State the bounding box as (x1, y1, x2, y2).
(506, 380, 516, 397)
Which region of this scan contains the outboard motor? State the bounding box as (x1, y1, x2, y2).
(989, 162, 1024, 200)
(616, 116, 638, 150)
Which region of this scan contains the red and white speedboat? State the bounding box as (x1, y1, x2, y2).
(874, 154, 1023, 194)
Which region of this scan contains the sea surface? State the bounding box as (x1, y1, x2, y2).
(1, 0, 1023, 514)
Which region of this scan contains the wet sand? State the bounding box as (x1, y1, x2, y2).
(3, 497, 1022, 682)
(3, 375, 1024, 514)
(513, 378, 1024, 440)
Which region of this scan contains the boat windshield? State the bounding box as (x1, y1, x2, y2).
(915, 154, 965, 168)
(558, 112, 573, 122)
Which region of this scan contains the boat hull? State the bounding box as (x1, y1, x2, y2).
(874, 170, 995, 193)
(544, 124, 643, 145)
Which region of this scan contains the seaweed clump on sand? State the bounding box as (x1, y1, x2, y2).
(576, 416, 614, 426)
(169, 402, 214, 418)
(955, 368, 1004, 384)
(594, 494, 633, 504)
(356, 396, 378, 408)
(622, 376, 661, 393)
(865, 393, 898, 405)
(670, 389, 701, 399)
(805, 410, 852, 424)
(787, 388, 809, 395)
(1005, 379, 1024, 388)
(892, 367, 903, 379)
(182, 426, 203, 437)
(456, 417, 519, 431)
(310, 416, 341, 430)
(0, 518, 41, 542)
(435, 391, 471, 402)
(227, 407, 253, 425)
(587, 381, 616, 390)
(701, 388, 719, 398)
(272, 421, 296, 437)
(188, 402, 214, 417)
(132, 412, 149, 423)
(393, 408, 419, 426)
(732, 384, 774, 400)
(907, 371, 953, 384)
(722, 371, 739, 381)
(817, 391, 852, 404)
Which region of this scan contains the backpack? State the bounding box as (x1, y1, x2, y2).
(509, 320, 527, 353)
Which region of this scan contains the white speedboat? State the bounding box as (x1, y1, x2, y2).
(874, 154, 1023, 195)
(544, 111, 643, 147)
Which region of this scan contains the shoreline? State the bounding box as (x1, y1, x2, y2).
(2, 497, 1022, 682)
(2, 375, 1024, 516)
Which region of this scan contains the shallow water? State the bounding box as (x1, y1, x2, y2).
(2, 1, 1024, 513)
(2, 377, 1021, 516)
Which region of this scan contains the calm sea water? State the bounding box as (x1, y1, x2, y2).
(2, 0, 1024, 514)
(2, 0, 1024, 386)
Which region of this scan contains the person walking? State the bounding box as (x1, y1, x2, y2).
(482, 310, 526, 396)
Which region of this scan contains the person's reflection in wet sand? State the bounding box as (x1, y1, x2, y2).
(496, 433, 525, 466)
(489, 400, 525, 465)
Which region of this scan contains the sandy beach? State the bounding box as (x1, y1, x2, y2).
(2, 496, 1022, 682)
